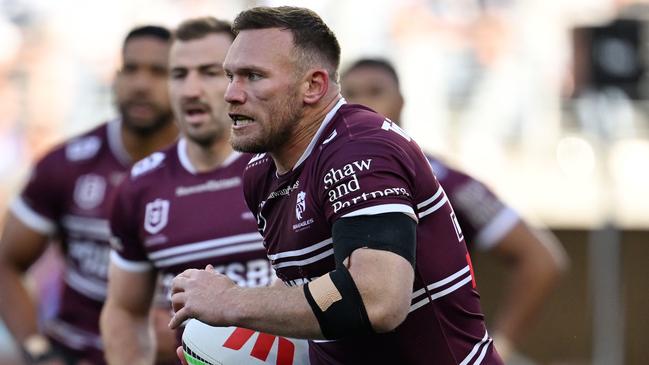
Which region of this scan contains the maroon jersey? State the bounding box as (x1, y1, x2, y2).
(9, 120, 133, 363)
(427, 157, 520, 251)
(109, 138, 269, 304)
(243, 100, 502, 365)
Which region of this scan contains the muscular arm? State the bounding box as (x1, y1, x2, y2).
(0, 212, 50, 343)
(100, 262, 157, 365)
(489, 221, 568, 349)
(169, 248, 414, 338)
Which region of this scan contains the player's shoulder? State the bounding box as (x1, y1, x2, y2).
(319, 104, 416, 165)
(36, 122, 109, 169)
(425, 154, 479, 189)
(129, 142, 177, 180)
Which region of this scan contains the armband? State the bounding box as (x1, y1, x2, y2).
(332, 212, 416, 268)
(303, 265, 374, 340)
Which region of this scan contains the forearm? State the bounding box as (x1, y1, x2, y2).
(226, 284, 323, 339)
(493, 255, 562, 341)
(100, 300, 156, 365)
(0, 265, 40, 342)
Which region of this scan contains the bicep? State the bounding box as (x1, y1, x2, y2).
(0, 213, 50, 271)
(106, 262, 157, 315)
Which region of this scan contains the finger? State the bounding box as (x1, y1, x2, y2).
(205, 264, 214, 271)
(177, 268, 197, 278)
(170, 291, 186, 313)
(170, 275, 190, 294)
(177, 346, 188, 365)
(169, 307, 190, 329)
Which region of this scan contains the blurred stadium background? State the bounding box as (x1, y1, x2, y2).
(0, 0, 647, 364)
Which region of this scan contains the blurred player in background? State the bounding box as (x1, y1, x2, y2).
(341, 57, 568, 361)
(0, 25, 178, 365)
(101, 17, 282, 365)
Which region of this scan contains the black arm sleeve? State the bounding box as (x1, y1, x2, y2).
(331, 212, 417, 268)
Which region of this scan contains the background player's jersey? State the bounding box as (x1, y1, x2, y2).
(10, 119, 132, 363)
(243, 100, 502, 365)
(110, 138, 270, 305)
(427, 156, 520, 251)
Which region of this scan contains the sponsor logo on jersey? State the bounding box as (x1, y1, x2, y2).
(175, 177, 242, 197)
(144, 199, 170, 234)
(324, 159, 372, 203)
(266, 181, 299, 201)
(332, 186, 411, 213)
(73, 174, 106, 210)
(131, 152, 165, 177)
(66, 136, 101, 161)
(248, 153, 267, 165)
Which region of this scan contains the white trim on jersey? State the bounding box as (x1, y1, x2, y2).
(64, 269, 107, 302)
(459, 331, 493, 365)
(110, 250, 153, 272)
(61, 215, 111, 239)
(416, 186, 444, 209)
(267, 237, 332, 261)
(178, 138, 244, 175)
(409, 265, 473, 313)
(155, 242, 265, 268)
(9, 196, 56, 235)
(417, 187, 449, 219)
(272, 248, 334, 270)
(178, 138, 196, 174)
(293, 97, 346, 170)
(474, 207, 520, 251)
(45, 319, 103, 350)
(221, 150, 243, 168)
(107, 118, 132, 167)
(150, 232, 262, 260)
(341, 204, 416, 220)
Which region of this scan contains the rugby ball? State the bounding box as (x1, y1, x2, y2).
(182, 319, 310, 365)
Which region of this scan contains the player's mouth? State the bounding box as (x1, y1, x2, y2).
(127, 102, 155, 119)
(183, 104, 210, 124)
(229, 113, 255, 127)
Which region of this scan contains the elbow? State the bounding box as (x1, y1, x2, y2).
(366, 294, 411, 333)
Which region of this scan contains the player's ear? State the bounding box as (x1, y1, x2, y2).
(303, 68, 329, 105)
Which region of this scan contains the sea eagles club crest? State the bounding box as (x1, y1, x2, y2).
(295, 191, 306, 220)
(144, 199, 169, 234)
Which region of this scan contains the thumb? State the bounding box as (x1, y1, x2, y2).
(205, 264, 215, 271)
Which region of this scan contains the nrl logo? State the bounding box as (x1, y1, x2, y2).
(295, 191, 306, 220)
(144, 199, 169, 234)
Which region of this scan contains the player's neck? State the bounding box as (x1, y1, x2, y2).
(185, 137, 234, 173)
(121, 122, 178, 162)
(272, 94, 340, 175)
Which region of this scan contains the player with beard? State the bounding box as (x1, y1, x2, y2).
(340, 58, 568, 361)
(0, 26, 178, 365)
(101, 17, 277, 365)
(169, 6, 503, 365)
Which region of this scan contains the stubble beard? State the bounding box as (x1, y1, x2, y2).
(231, 91, 303, 154)
(120, 104, 174, 137)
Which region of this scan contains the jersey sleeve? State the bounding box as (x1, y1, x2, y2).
(443, 169, 519, 251)
(10, 151, 65, 235)
(108, 179, 153, 272)
(317, 138, 419, 224)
